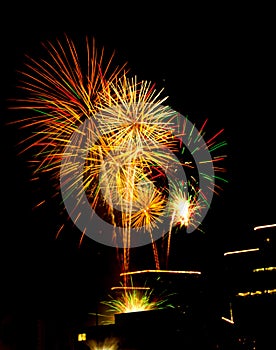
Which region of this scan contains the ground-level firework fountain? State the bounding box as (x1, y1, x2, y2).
(76, 268, 216, 349)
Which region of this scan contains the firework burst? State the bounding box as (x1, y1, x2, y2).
(9, 34, 128, 175)
(9, 34, 228, 277)
(59, 75, 189, 271)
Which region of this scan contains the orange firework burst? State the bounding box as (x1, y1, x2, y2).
(9, 34, 228, 279)
(9, 34, 128, 175)
(58, 75, 186, 272)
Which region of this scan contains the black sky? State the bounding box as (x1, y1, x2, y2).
(1, 4, 275, 316)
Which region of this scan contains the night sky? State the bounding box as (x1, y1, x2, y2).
(1, 4, 275, 318)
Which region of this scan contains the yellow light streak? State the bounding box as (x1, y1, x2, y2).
(111, 286, 151, 291)
(236, 288, 276, 297)
(224, 248, 260, 256)
(120, 269, 202, 276)
(253, 266, 276, 272)
(253, 223, 276, 230)
(221, 316, 234, 324)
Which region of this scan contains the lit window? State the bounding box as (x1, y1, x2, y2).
(78, 333, 87, 342)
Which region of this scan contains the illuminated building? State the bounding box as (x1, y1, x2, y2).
(222, 224, 276, 349)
